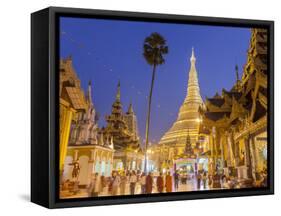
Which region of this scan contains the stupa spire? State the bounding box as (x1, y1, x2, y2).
(185, 47, 203, 104)
(159, 47, 204, 147)
(116, 80, 121, 101)
(190, 47, 196, 63)
(87, 80, 92, 104)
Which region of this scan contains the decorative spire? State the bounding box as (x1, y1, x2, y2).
(214, 92, 220, 98)
(234, 64, 241, 91)
(67, 55, 72, 61)
(87, 80, 92, 104)
(127, 102, 134, 114)
(116, 80, 121, 101)
(235, 64, 239, 82)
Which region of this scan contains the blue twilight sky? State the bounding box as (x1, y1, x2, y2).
(60, 17, 251, 144)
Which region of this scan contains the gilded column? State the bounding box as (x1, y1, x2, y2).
(244, 135, 252, 178)
(231, 129, 239, 167)
(249, 136, 257, 181)
(87, 158, 94, 185)
(88, 149, 96, 179)
(59, 102, 75, 172)
(219, 131, 225, 169)
(226, 131, 232, 167)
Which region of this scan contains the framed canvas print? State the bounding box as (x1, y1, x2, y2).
(31, 7, 274, 208)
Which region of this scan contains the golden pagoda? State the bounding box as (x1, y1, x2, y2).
(159, 48, 204, 154)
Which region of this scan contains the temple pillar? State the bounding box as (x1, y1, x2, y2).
(94, 151, 101, 175)
(105, 160, 109, 176)
(231, 130, 240, 167)
(59, 102, 75, 172)
(90, 149, 96, 174)
(97, 160, 102, 175)
(219, 131, 225, 169)
(87, 158, 94, 185)
(249, 136, 257, 181)
(244, 135, 252, 179)
(212, 127, 216, 158)
(209, 128, 215, 175)
(226, 132, 232, 167)
(213, 127, 221, 171)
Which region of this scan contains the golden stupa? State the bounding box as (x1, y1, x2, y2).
(159, 48, 204, 147)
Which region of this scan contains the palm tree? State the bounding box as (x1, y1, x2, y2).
(143, 32, 168, 174)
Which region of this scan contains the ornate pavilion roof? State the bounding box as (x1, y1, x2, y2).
(202, 28, 268, 130)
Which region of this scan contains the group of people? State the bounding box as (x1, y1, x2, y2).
(195, 171, 208, 189)
(87, 172, 107, 196)
(87, 170, 176, 197)
(196, 170, 234, 189)
(63, 167, 267, 198)
(174, 170, 209, 190)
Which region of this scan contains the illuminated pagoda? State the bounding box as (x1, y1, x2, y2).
(102, 81, 143, 171)
(158, 48, 204, 169)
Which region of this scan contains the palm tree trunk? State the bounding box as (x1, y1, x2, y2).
(144, 63, 157, 174)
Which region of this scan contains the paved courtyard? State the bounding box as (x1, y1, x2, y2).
(60, 177, 213, 199)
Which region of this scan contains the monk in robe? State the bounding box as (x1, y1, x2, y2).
(157, 173, 164, 193)
(146, 172, 153, 194)
(165, 172, 173, 192)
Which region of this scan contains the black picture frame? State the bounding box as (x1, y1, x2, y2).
(31, 6, 274, 208)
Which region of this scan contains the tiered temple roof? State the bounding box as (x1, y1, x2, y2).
(102, 82, 141, 152)
(202, 28, 268, 130)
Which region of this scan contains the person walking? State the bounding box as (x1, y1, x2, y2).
(156, 173, 164, 193)
(108, 172, 113, 195)
(196, 172, 202, 190)
(119, 172, 127, 195)
(62, 179, 70, 191)
(111, 171, 121, 195)
(88, 174, 96, 197)
(93, 172, 102, 196)
(129, 171, 137, 195)
(100, 174, 107, 194)
(146, 172, 153, 194)
(212, 171, 222, 189)
(165, 172, 173, 192)
(208, 174, 213, 188)
(173, 171, 179, 191)
(140, 173, 146, 194)
(202, 171, 207, 189)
